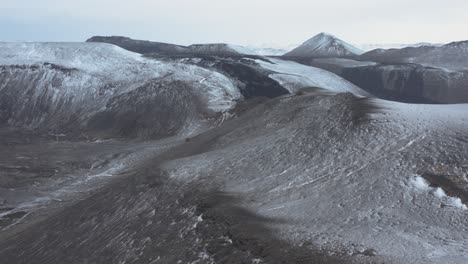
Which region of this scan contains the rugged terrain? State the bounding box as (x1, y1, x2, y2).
(281, 37, 468, 104)
(1, 41, 468, 264)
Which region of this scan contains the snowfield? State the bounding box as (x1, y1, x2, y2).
(255, 58, 370, 96)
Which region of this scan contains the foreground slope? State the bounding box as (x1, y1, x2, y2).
(1, 90, 467, 264)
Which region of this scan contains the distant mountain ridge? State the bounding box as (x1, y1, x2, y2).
(358, 45, 438, 64)
(355, 42, 443, 51)
(284, 33, 364, 58)
(87, 36, 258, 56)
(413, 40, 468, 69)
(358, 40, 468, 69)
(86, 36, 189, 54)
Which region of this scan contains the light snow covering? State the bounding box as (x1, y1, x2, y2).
(376, 99, 468, 130)
(0, 42, 241, 112)
(187, 43, 258, 55)
(226, 44, 258, 55)
(247, 43, 299, 56)
(164, 94, 468, 263)
(414, 41, 468, 70)
(286, 33, 364, 57)
(254, 58, 369, 96)
(356, 43, 443, 52)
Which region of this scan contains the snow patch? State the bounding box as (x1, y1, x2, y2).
(409, 175, 467, 210)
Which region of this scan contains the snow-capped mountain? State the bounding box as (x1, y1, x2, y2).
(284, 32, 364, 57)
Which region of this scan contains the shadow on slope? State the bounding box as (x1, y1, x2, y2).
(0, 91, 382, 264)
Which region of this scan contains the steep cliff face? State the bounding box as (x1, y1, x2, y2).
(341, 64, 468, 103)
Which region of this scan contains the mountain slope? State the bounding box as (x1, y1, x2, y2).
(2, 40, 468, 264)
(284, 33, 364, 57)
(358, 46, 437, 64)
(254, 58, 370, 96)
(414, 40, 468, 70)
(1, 91, 468, 264)
(0, 42, 241, 138)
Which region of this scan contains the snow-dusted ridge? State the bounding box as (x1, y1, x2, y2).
(0, 42, 241, 136)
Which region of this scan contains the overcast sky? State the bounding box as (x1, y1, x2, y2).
(1, 0, 467, 46)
